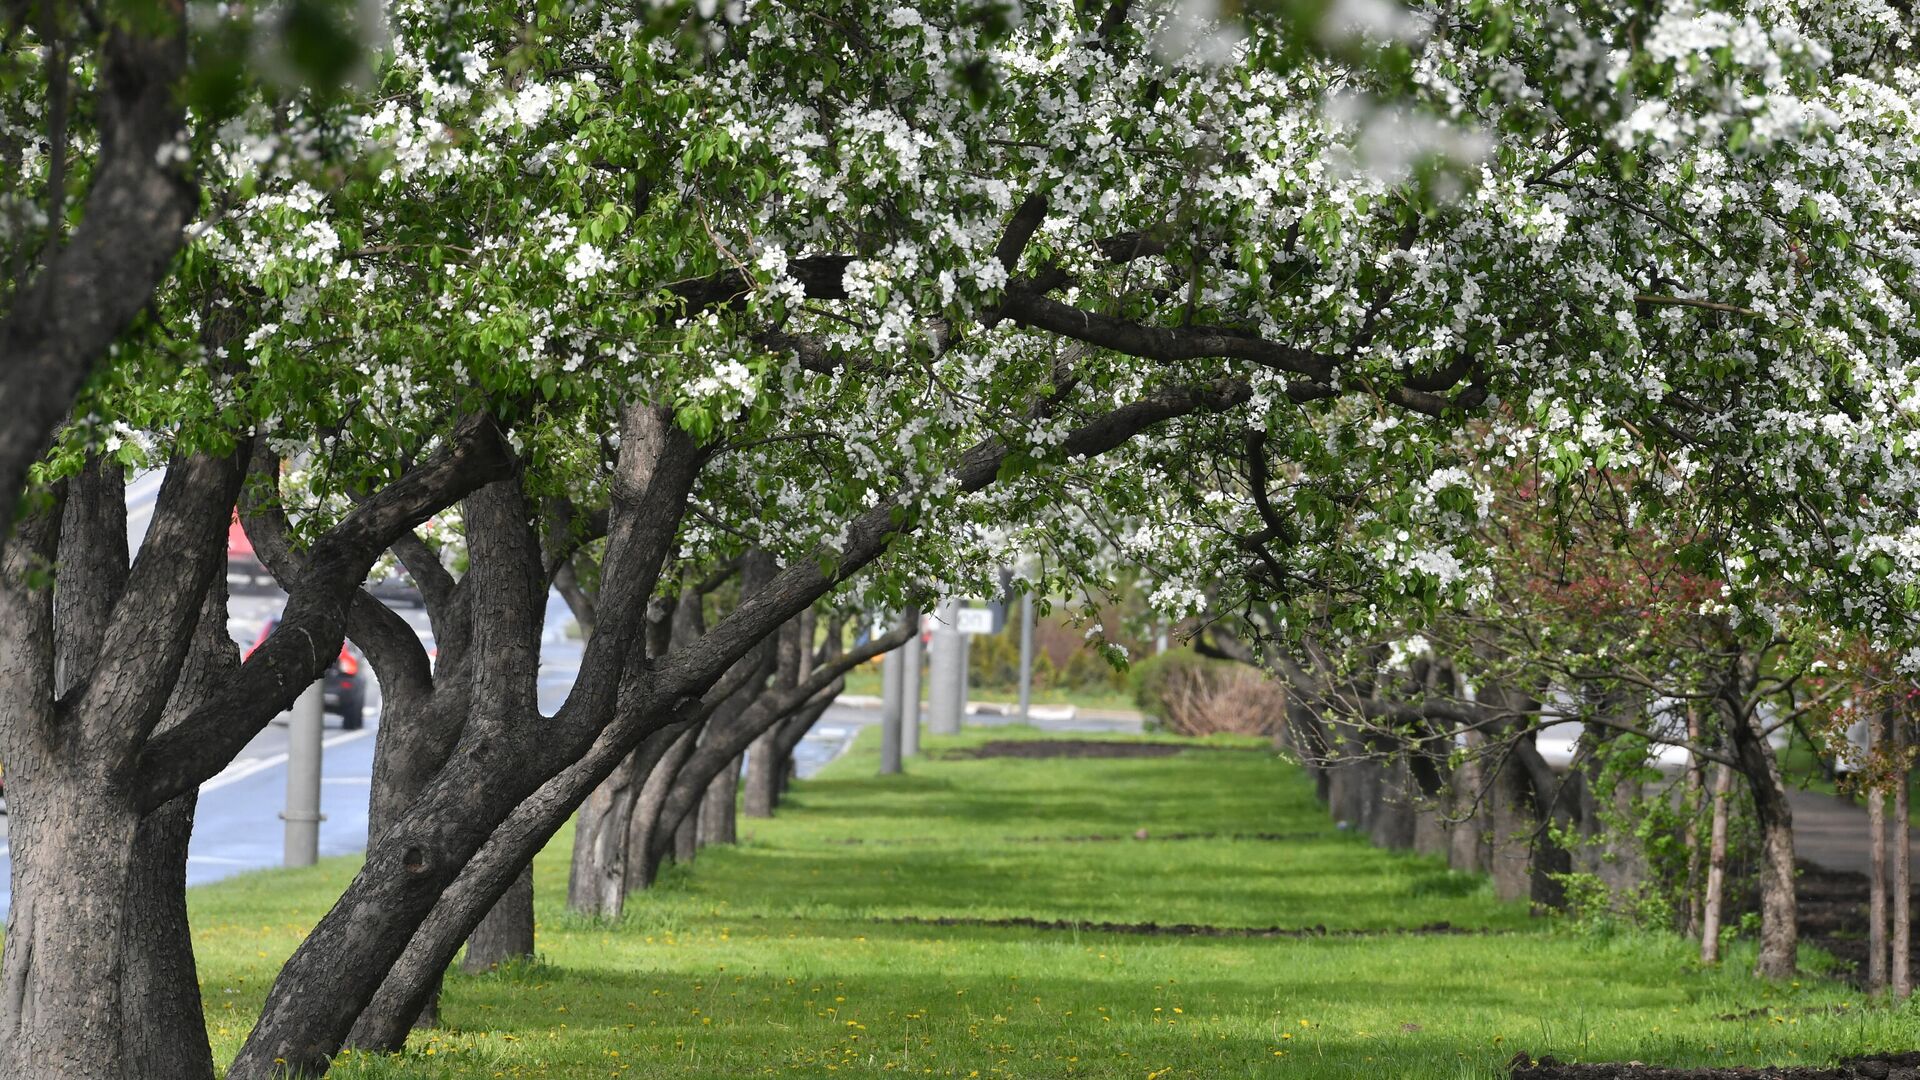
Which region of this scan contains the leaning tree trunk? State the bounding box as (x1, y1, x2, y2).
(1724, 670, 1797, 979)
(626, 726, 701, 891)
(742, 727, 783, 818)
(122, 794, 214, 1080)
(462, 866, 535, 972)
(697, 755, 743, 847)
(122, 556, 237, 1080)
(568, 749, 646, 917)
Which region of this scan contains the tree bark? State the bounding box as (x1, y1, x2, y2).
(122, 795, 213, 1080)
(232, 389, 1243, 1078)
(0, 449, 243, 1079)
(0, 15, 197, 563)
(627, 727, 701, 891)
(1684, 706, 1707, 938)
(1723, 659, 1796, 978)
(741, 726, 782, 818)
(462, 867, 535, 972)
(1871, 708, 1890, 992)
(697, 754, 743, 847)
(1700, 762, 1733, 965)
(123, 580, 238, 1080)
(1895, 708, 1911, 998)
(568, 749, 646, 916)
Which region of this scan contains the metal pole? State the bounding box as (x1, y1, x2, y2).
(928, 599, 964, 736)
(901, 609, 923, 757)
(878, 644, 904, 775)
(1017, 591, 1035, 725)
(282, 680, 326, 868)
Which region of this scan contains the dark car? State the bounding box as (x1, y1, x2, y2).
(247, 618, 368, 729)
(366, 569, 425, 608)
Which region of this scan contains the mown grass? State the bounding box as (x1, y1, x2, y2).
(191, 726, 1917, 1078)
(839, 663, 1142, 715)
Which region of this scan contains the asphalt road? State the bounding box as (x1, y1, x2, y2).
(0, 473, 1111, 917)
(0, 467, 881, 916)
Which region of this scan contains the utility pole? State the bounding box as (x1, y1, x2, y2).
(878, 641, 904, 775)
(928, 599, 965, 736)
(282, 680, 326, 868)
(1016, 591, 1035, 725)
(900, 608, 923, 757)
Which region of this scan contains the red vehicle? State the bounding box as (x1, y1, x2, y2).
(248, 618, 367, 729)
(226, 513, 278, 593)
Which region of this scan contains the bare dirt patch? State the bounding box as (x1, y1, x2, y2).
(885, 915, 1494, 939)
(1507, 1050, 1920, 1079)
(825, 830, 1324, 846)
(938, 739, 1258, 760)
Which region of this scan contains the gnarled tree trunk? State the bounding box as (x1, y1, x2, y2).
(1722, 653, 1796, 979)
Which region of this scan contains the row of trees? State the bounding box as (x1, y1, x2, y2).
(1193, 471, 1917, 985)
(3, 1, 1919, 1078)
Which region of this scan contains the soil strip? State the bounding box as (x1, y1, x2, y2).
(937, 740, 1263, 760)
(1507, 1050, 1920, 1079)
(884, 915, 1497, 939)
(823, 830, 1325, 847)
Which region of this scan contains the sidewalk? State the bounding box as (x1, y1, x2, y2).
(1789, 786, 1905, 878)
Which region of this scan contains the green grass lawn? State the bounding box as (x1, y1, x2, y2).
(191, 727, 1917, 1079)
(839, 664, 1141, 715)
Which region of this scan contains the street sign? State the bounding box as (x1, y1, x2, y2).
(955, 607, 995, 635)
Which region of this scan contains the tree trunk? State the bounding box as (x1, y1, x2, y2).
(1871, 708, 1890, 992)
(1725, 685, 1797, 979)
(1700, 763, 1733, 965)
(462, 866, 535, 972)
(1895, 709, 1911, 998)
(1448, 729, 1486, 874)
(0, 494, 145, 1079)
(698, 755, 742, 846)
(1485, 751, 1534, 903)
(674, 808, 698, 862)
(1684, 706, 1707, 938)
(741, 728, 781, 818)
(567, 750, 645, 917)
(0, 774, 141, 1079)
(626, 726, 700, 890)
(766, 710, 817, 807)
(348, 718, 698, 1056)
(879, 645, 904, 774)
(120, 793, 215, 1080)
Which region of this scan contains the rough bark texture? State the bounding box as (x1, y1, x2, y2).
(0, 15, 197, 562)
(122, 580, 239, 1080)
(462, 867, 535, 973)
(1723, 657, 1796, 978)
(0, 445, 247, 1079)
(741, 727, 782, 818)
(347, 634, 875, 1055)
(121, 795, 211, 1080)
(697, 755, 743, 847)
(567, 749, 646, 916)
(232, 389, 1246, 1079)
(628, 727, 700, 891)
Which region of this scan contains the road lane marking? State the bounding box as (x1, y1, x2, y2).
(199, 729, 374, 794)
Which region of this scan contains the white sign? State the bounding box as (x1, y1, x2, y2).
(955, 607, 996, 635)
